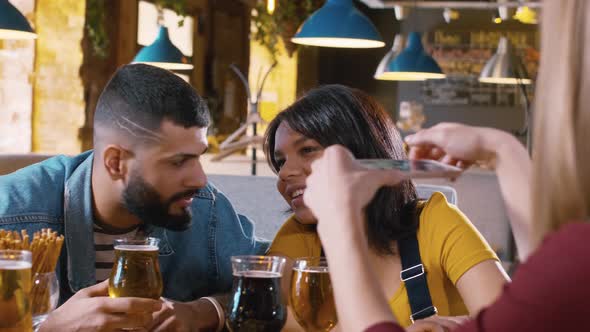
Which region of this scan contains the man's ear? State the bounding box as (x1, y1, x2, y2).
(102, 145, 133, 180)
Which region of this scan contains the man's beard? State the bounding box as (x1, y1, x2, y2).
(122, 173, 197, 231)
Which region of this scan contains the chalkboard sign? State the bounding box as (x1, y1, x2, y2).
(420, 29, 538, 106)
(422, 76, 527, 106)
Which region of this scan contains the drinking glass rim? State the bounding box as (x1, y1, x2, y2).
(294, 256, 328, 264)
(293, 256, 329, 271)
(0, 249, 32, 262)
(231, 255, 286, 264)
(113, 237, 160, 249)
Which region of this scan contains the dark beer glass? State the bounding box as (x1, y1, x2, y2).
(291, 257, 337, 332)
(108, 238, 162, 299)
(226, 256, 287, 332)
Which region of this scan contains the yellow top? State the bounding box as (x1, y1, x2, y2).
(268, 192, 498, 327)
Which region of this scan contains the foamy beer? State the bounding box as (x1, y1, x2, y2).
(108, 238, 162, 299)
(291, 257, 338, 332)
(0, 250, 32, 332)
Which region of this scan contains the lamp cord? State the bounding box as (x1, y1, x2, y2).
(414, 0, 417, 28)
(156, 5, 165, 26)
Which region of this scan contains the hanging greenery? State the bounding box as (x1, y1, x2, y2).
(85, 0, 187, 58)
(251, 0, 322, 60)
(154, 0, 187, 26)
(86, 0, 109, 58)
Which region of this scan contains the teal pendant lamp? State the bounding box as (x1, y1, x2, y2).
(378, 32, 444, 81)
(374, 34, 405, 80)
(292, 0, 385, 48)
(0, 0, 37, 40)
(133, 26, 193, 70)
(479, 36, 531, 85)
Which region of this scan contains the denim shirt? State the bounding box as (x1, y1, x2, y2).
(0, 151, 269, 304)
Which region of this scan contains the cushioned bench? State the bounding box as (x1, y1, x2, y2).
(0, 154, 511, 260)
(208, 174, 457, 240)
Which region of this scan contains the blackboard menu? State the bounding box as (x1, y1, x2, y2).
(420, 29, 538, 107)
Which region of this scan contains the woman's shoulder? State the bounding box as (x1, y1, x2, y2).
(418, 191, 465, 225)
(533, 222, 590, 260)
(496, 223, 590, 319)
(416, 191, 497, 274)
(422, 191, 452, 207)
(417, 191, 484, 240)
(524, 223, 590, 276)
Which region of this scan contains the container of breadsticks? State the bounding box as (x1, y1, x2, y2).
(0, 229, 64, 317)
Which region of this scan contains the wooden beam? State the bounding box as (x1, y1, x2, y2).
(190, 2, 207, 94)
(115, 0, 139, 67)
(358, 1, 542, 9)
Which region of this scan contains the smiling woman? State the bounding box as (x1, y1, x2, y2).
(264, 84, 420, 255)
(263, 84, 510, 328)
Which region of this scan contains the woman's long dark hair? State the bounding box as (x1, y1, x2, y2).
(263, 84, 419, 256)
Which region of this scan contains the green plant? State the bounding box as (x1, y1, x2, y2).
(251, 0, 323, 60)
(85, 0, 188, 58)
(154, 0, 187, 27)
(86, 0, 108, 58)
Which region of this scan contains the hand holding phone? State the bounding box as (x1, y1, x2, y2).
(358, 159, 463, 179)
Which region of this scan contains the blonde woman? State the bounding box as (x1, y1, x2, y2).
(302, 0, 590, 331)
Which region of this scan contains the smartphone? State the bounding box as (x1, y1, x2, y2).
(358, 159, 463, 179)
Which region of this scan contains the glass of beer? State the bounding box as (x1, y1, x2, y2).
(291, 257, 338, 332)
(0, 250, 32, 332)
(108, 238, 162, 299)
(227, 255, 287, 332)
(31, 271, 59, 330)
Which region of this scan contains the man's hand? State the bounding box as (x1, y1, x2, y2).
(149, 297, 221, 332)
(148, 300, 190, 332)
(39, 280, 162, 332)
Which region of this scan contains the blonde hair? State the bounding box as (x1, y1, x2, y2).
(532, 0, 590, 245)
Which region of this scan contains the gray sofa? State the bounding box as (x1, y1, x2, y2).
(208, 173, 510, 260)
(208, 175, 458, 239)
(0, 154, 511, 260)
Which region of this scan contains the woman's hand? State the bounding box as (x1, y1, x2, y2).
(406, 122, 534, 260)
(405, 123, 505, 169)
(303, 146, 404, 331)
(303, 145, 406, 242)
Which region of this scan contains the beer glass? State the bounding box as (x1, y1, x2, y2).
(0, 250, 32, 332)
(108, 238, 162, 299)
(227, 256, 287, 332)
(291, 257, 338, 332)
(31, 271, 59, 330)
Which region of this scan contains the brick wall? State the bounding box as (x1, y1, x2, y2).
(32, 0, 86, 154)
(0, 0, 35, 153)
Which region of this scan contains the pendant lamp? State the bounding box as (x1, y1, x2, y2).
(479, 36, 531, 85)
(0, 0, 36, 40)
(292, 0, 384, 49)
(376, 32, 445, 81)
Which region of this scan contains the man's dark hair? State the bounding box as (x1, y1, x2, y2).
(94, 64, 210, 145)
(264, 84, 419, 256)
